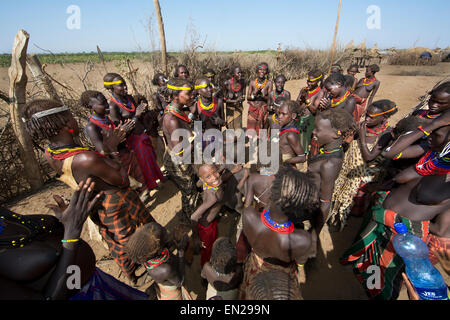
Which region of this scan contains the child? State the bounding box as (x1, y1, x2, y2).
(353, 64, 381, 121)
(151, 73, 170, 115)
(191, 164, 225, 267)
(307, 108, 355, 233)
(203, 68, 223, 98)
(194, 77, 225, 151)
(125, 222, 192, 300)
(174, 64, 190, 79)
(201, 237, 243, 300)
(328, 100, 398, 231)
(269, 75, 290, 114)
(346, 64, 360, 91)
(247, 62, 273, 138)
(278, 100, 307, 171)
(319, 73, 356, 120)
(412, 81, 450, 122)
(223, 65, 246, 130)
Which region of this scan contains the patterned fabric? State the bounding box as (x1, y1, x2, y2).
(198, 219, 218, 267)
(340, 191, 430, 300)
(247, 101, 268, 136)
(70, 267, 148, 300)
(329, 138, 389, 230)
(97, 188, 155, 279)
(163, 150, 200, 219)
(426, 233, 450, 265)
(351, 93, 367, 124)
(126, 133, 164, 190)
(158, 284, 193, 300)
(238, 250, 300, 300)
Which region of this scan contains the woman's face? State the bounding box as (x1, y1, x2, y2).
(325, 83, 343, 98)
(257, 67, 267, 79)
(198, 81, 213, 99)
(365, 106, 385, 127)
(275, 78, 285, 92)
(233, 68, 242, 80)
(177, 88, 193, 106)
(91, 95, 109, 116)
(312, 116, 338, 146)
(112, 77, 127, 96)
(66, 113, 80, 136)
(365, 67, 374, 78)
(157, 75, 166, 87)
(277, 103, 295, 127)
(177, 67, 189, 79)
(428, 91, 450, 114)
(347, 67, 358, 76)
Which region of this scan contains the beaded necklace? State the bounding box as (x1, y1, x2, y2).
(0, 211, 53, 248)
(230, 77, 242, 92)
(280, 125, 300, 136)
(255, 78, 268, 90)
(319, 145, 343, 155)
(272, 89, 285, 100)
(415, 150, 450, 176)
(366, 122, 389, 137)
(143, 249, 170, 270)
(331, 91, 350, 108)
(198, 98, 218, 117)
(260, 209, 294, 234)
(110, 95, 136, 113)
(203, 182, 219, 191)
(363, 77, 377, 86)
(419, 110, 441, 120)
(164, 104, 191, 123)
(46, 144, 91, 160)
(307, 86, 321, 98)
(89, 114, 116, 130)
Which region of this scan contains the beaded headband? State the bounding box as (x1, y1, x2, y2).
(104, 80, 123, 86)
(367, 106, 397, 117)
(32, 106, 70, 120)
(204, 73, 214, 77)
(167, 84, 192, 91)
(308, 74, 323, 82)
(194, 83, 209, 89)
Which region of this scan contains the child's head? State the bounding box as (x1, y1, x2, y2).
(103, 73, 127, 96)
(364, 100, 398, 128)
(174, 64, 190, 79)
(195, 77, 213, 99)
(256, 62, 269, 78)
(274, 75, 286, 92)
(313, 108, 355, 146)
(133, 94, 148, 106)
(323, 73, 347, 98)
(231, 65, 242, 79)
(365, 64, 380, 78)
(271, 165, 319, 223)
(248, 270, 301, 300)
(347, 64, 359, 76)
(198, 163, 222, 188)
(330, 64, 343, 74)
(166, 78, 194, 105)
(210, 237, 237, 274)
(124, 222, 168, 264)
(80, 91, 109, 116)
(428, 81, 450, 114)
(24, 99, 78, 141)
(152, 73, 167, 87)
(306, 69, 323, 89)
(392, 115, 427, 139)
(278, 100, 299, 126)
(203, 68, 216, 83)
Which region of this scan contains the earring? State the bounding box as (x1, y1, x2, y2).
(68, 129, 74, 134)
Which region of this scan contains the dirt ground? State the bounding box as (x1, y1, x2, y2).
(1, 61, 450, 300)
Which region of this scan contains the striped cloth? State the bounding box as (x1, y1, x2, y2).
(426, 233, 450, 265)
(247, 101, 268, 136)
(97, 187, 155, 279)
(340, 191, 430, 300)
(126, 132, 164, 190)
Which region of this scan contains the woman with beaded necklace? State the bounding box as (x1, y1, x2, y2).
(246, 62, 273, 138)
(104, 73, 164, 192)
(352, 64, 381, 122)
(22, 99, 155, 285)
(341, 113, 450, 300)
(238, 165, 318, 300)
(223, 65, 246, 130)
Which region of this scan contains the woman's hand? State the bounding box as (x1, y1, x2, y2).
(47, 178, 103, 239)
(120, 119, 136, 134)
(135, 102, 148, 118)
(430, 248, 450, 276)
(402, 273, 419, 300)
(319, 97, 330, 110)
(102, 125, 126, 153)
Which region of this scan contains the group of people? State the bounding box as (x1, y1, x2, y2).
(0, 60, 449, 301)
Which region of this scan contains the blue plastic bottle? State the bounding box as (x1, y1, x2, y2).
(393, 222, 449, 300)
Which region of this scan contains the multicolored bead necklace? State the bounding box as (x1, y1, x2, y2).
(331, 90, 351, 108)
(307, 86, 321, 98)
(363, 77, 377, 86)
(89, 114, 116, 130)
(164, 104, 191, 123)
(46, 144, 91, 160)
(260, 209, 294, 234)
(366, 122, 389, 137)
(255, 78, 268, 90)
(230, 77, 242, 92)
(415, 150, 450, 176)
(144, 249, 170, 270)
(110, 94, 136, 113)
(198, 98, 218, 117)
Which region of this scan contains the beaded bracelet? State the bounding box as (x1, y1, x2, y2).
(393, 152, 402, 160)
(417, 126, 430, 136)
(61, 238, 80, 243)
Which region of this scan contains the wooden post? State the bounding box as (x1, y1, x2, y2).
(153, 0, 168, 75)
(26, 54, 62, 103)
(328, 0, 343, 75)
(9, 29, 44, 190)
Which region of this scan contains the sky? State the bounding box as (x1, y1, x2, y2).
(0, 0, 449, 54)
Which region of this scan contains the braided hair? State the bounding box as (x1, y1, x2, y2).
(248, 270, 301, 300)
(80, 90, 104, 109)
(317, 108, 356, 139)
(23, 99, 73, 141)
(210, 237, 237, 274)
(271, 165, 319, 222)
(124, 223, 164, 264)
